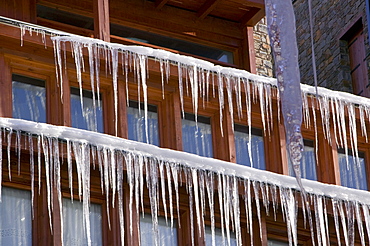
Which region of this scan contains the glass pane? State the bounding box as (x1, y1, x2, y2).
(0, 187, 32, 246)
(234, 125, 265, 170)
(182, 114, 213, 158)
(268, 239, 289, 246)
(338, 150, 367, 190)
(12, 75, 46, 123)
(289, 140, 317, 181)
(140, 215, 178, 246)
(127, 101, 159, 146)
(62, 198, 102, 246)
(205, 226, 237, 246)
(70, 87, 104, 132)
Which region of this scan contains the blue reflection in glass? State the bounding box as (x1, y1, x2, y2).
(12, 75, 46, 123)
(234, 125, 265, 170)
(70, 87, 103, 133)
(127, 101, 159, 146)
(182, 114, 213, 158)
(289, 139, 317, 181)
(339, 150, 367, 190)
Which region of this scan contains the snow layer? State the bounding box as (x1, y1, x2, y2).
(1, 118, 370, 246)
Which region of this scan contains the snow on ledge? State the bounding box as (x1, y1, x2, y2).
(1, 117, 370, 205)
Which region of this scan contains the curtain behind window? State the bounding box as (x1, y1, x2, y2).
(0, 187, 32, 246)
(62, 198, 102, 246)
(234, 127, 265, 170)
(70, 88, 103, 132)
(288, 140, 317, 181)
(338, 151, 367, 190)
(204, 226, 237, 246)
(140, 215, 177, 246)
(182, 114, 213, 158)
(127, 102, 159, 146)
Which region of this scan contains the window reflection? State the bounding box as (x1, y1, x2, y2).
(127, 101, 159, 146)
(289, 139, 317, 181)
(234, 125, 265, 170)
(182, 113, 213, 158)
(70, 87, 103, 132)
(338, 149, 367, 190)
(12, 74, 46, 123)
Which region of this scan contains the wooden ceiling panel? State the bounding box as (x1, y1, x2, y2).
(166, 0, 206, 12)
(209, 1, 249, 22)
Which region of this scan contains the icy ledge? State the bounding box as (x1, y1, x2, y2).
(1, 117, 370, 246)
(0, 117, 368, 203)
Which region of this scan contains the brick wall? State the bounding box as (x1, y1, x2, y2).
(253, 17, 274, 78)
(293, 0, 370, 92)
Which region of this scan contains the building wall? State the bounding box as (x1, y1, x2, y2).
(253, 17, 274, 78)
(293, 0, 370, 93)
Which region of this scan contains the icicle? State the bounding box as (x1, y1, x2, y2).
(117, 151, 125, 246)
(362, 204, 370, 245)
(332, 200, 342, 246)
(0, 129, 2, 201)
(265, 0, 306, 197)
(28, 134, 35, 218)
(206, 172, 216, 246)
(7, 129, 12, 181)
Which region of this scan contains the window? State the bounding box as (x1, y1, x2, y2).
(268, 239, 289, 246)
(341, 19, 369, 97)
(12, 74, 46, 123)
(37, 5, 94, 30)
(338, 149, 367, 190)
(62, 198, 102, 246)
(127, 101, 159, 146)
(140, 215, 178, 245)
(110, 24, 234, 64)
(0, 187, 32, 246)
(234, 125, 265, 170)
(289, 139, 317, 181)
(182, 113, 213, 158)
(204, 226, 237, 246)
(70, 87, 104, 132)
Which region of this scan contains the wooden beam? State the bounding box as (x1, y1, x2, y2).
(197, 0, 222, 20)
(0, 53, 12, 118)
(93, 0, 110, 42)
(245, 0, 264, 8)
(241, 26, 256, 73)
(155, 0, 170, 9)
(239, 8, 262, 27)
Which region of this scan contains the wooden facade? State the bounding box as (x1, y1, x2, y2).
(0, 1, 370, 246)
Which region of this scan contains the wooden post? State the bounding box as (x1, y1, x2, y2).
(0, 53, 12, 118)
(242, 26, 257, 73)
(93, 0, 111, 42)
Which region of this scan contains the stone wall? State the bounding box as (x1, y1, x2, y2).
(293, 0, 370, 93)
(253, 17, 274, 78)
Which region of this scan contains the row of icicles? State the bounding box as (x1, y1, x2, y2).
(1, 125, 370, 246)
(0, 19, 365, 246)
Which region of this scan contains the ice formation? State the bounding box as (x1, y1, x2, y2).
(0, 15, 369, 246)
(1, 118, 370, 246)
(265, 0, 306, 205)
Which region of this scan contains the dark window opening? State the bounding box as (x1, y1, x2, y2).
(110, 24, 234, 64)
(37, 5, 94, 30)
